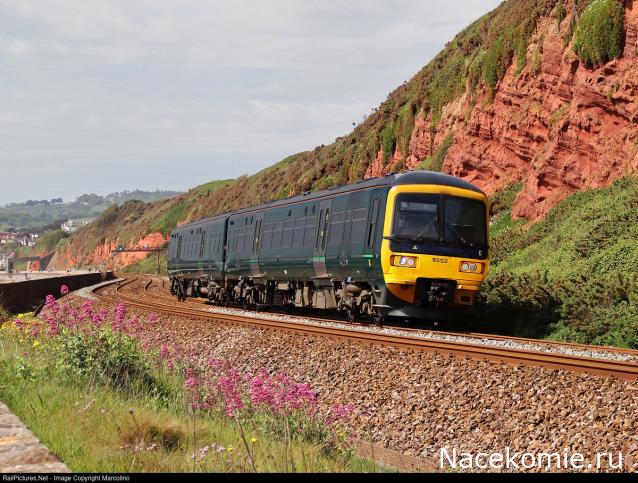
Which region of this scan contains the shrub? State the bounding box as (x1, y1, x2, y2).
(419, 132, 453, 172)
(573, 0, 625, 67)
(556, 2, 567, 30)
(478, 177, 638, 347)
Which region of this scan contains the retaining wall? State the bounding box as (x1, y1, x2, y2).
(0, 272, 115, 313)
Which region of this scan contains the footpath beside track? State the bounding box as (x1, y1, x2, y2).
(94, 277, 638, 381)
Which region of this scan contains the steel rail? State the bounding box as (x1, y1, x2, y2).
(93, 277, 638, 381)
(141, 276, 638, 356)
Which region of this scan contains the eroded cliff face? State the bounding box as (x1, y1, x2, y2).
(50, 232, 167, 271)
(366, 3, 638, 220)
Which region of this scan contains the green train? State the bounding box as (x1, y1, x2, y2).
(168, 170, 490, 323)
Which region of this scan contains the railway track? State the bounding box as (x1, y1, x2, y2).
(141, 275, 638, 358)
(94, 277, 638, 381)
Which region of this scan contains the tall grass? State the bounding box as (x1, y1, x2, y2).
(0, 295, 380, 473)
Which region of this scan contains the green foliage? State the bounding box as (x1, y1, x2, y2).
(419, 132, 453, 172)
(513, 36, 528, 77)
(489, 182, 523, 219)
(530, 49, 543, 75)
(426, 54, 467, 126)
(50, 327, 158, 391)
(0, 336, 377, 472)
(475, 177, 638, 347)
(0, 190, 180, 231)
(380, 124, 396, 163)
(36, 229, 68, 253)
(573, 0, 625, 68)
(547, 103, 571, 138)
(480, 15, 537, 94)
(150, 199, 192, 235)
(123, 252, 167, 276)
(193, 179, 233, 197)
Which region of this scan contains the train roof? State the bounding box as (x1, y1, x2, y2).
(173, 170, 485, 232)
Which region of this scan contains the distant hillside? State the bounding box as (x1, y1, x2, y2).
(49, 180, 232, 269)
(0, 190, 182, 231)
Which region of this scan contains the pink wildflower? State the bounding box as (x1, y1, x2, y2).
(327, 403, 355, 425)
(207, 358, 227, 371)
(159, 344, 170, 359)
(218, 369, 244, 417)
(185, 367, 198, 390)
(60, 285, 69, 296)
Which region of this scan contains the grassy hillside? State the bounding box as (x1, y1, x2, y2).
(472, 177, 638, 348)
(0, 190, 181, 231)
(51, 180, 233, 266)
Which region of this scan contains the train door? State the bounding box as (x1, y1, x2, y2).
(199, 230, 206, 270)
(251, 212, 264, 279)
(365, 197, 381, 276)
(313, 199, 332, 279)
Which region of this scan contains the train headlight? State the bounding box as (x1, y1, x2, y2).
(392, 256, 417, 268)
(460, 261, 483, 273)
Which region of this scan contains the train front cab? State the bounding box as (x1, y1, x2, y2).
(378, 183, 490, 319)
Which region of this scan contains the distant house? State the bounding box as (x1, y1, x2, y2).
(61, 219, 78, 234)
(18, 234, 38, 247)
(0, 232, 16, 245)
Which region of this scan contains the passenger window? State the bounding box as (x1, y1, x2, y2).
(329, 211, 345, 247)
(344, 211, 352, 243)
(272, 221, 283, 248)
(262, 222, 273, 249)
(282, 220, 293, 248)
(304, 216, 317, 247)
(351, 208, 368, 243)
(200, 232, 206, 258)
(292, 218, 305, 248)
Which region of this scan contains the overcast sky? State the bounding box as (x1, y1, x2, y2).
(0, 0, 501, 205)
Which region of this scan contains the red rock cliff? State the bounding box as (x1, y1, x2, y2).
(366, 2, 638, 220)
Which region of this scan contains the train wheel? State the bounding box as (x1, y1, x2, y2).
(346, 307, 359, 323)
(373, 314, 384, 326)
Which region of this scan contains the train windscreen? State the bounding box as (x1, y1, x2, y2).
(392, 194, 486, 249)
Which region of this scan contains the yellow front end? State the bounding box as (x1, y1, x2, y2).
(381, 184, 490, 307)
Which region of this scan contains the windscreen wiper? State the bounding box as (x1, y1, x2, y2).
(384, 235, 419, 243)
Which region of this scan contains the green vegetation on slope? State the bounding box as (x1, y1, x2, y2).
(471, 178, 638, 348)
(419, 132, 454, 172)
(573, 0, 625, 67)
(0, 190, 181, 231)
(123, 252, 168, 276)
